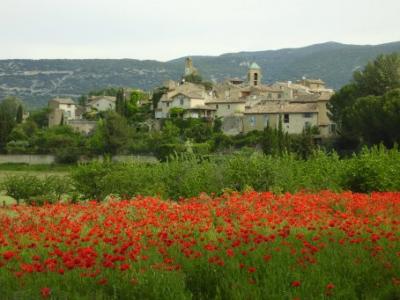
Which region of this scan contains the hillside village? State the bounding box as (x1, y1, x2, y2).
(48, 58, 336, 137)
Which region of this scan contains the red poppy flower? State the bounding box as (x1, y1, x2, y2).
(291, 281, 301, 287)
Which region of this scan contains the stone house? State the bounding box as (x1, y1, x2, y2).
(206, 99, 246, 118)
(86, 96, 116, 112)
(48, 98, 77, 127)
(290, 92, 335, 137)
(155, 82, 216, 119)
(48, 97, 97, 134)
(243, 103, 319, 134)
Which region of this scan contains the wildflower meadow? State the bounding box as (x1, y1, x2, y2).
(0, 191, 399, 299)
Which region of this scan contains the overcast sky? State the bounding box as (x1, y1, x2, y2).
(0, 0, 399, 61)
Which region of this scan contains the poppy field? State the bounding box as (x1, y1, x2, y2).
(0, 191, 399, 299)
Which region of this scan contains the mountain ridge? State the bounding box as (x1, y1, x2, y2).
(1, 41, 400, 108)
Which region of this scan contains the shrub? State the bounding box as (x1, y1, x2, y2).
(69, 146, 400, 201)
(70, 160, 117, 200)
(1, 175, 70, 204)
(342, 146, 400, 192)
(55, 147, 81, 164)
(2, 175, 45, 204)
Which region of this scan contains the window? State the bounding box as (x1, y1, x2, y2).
(180, 98, 184, 105)
(227, 104, 231, 109)
(268, 93, 272, 99)
(304, 121, 311, 129)
(166, 102, 170, 107)
(216, 104, 219, 109)
(250, 116, 256, 127)
(254, 73, 258, 81)
(284, 114, 289, 123)
(303, 113, 312, 118)
(278, 93, 282, 99)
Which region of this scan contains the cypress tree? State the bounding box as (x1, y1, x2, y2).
(16, 105, 23, 124)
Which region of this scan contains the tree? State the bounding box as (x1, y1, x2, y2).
(353, 53, 400, 96)
(151, 87, 168, 110)
(184, 74, 203, 84)
(115, 88, 125, 116)
(124, 90, 151, 124)
(348, 89, 400, 147)
(78, 95, 88, 106)
(28, 108, 51, 128)
(0, 97, 21, 151)
(16, 105, 23, 124)
(87, 111, 134, 155)
(328, 53, 400, 149)
(5, 121, 38, 154)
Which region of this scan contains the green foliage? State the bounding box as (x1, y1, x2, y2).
(224, 151, 274, 191)
(348, 89, 400, 147)
(70, 146, 400, 201)
(342, 145, 400, 192)
(0, 96, 22, 151)
(54, 147, 81, 164)
(16, 105, 23, 124)
(70, 160, 115, 200)
(115, 88, 126, 116)
(151, 87, 168, 110)
(32, 126, 85, 157)
(290, 129, 317, 159)
(169, 107, 186, 119)
(184, 74, 203, 84)
(87, 112, 134, 155)
(182, 120, 213, 143)
(183, 74, 213, 90)
(27, 108, 50, 128)
(1, 175, 70, 204)
(353, 53, 400, 96)
(88, 87, 119, 97)
(5, 122, 38, 154)
(5, 140, 30, 154)
(329, 53, 400, 149)
(1, 175, 43, 204)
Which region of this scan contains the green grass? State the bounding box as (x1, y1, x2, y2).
(0, 194, 17, 205)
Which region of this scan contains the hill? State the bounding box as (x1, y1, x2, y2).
(1, 41, 399, 108)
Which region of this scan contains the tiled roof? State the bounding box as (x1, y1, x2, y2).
(50, 98, 75, 105)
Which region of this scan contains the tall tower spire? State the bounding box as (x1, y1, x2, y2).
(184, 57, 198, 77)
(248, 62, 262, 86)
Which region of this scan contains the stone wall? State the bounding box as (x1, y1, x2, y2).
(0, 155, 56, 165)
